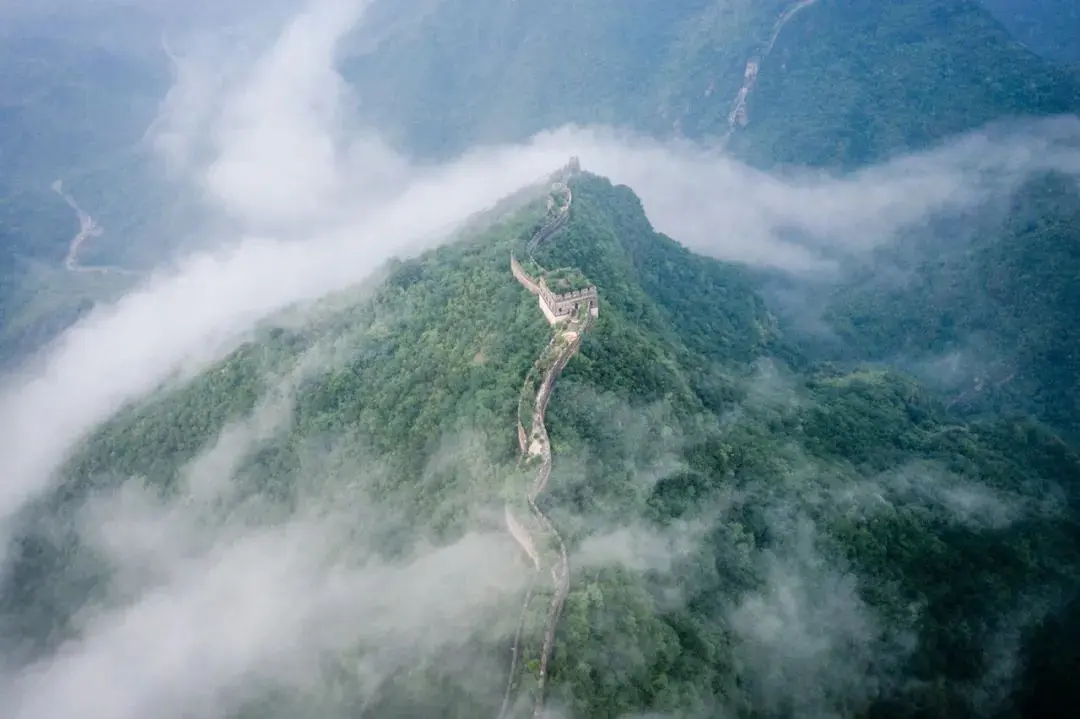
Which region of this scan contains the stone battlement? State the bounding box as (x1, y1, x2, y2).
(538, 278, 598, 323)
(553, 287, 596, 301)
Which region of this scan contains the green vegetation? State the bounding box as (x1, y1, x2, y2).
(980, 0, 1080, 65)
(542, 267, 592, 293)
(4, 1, 1080, 715)
(816, 172, 1080, 444)
(343, 0, 1080, 168)
(731, 0, 1080, 169)
(8, 173, 1078, 717)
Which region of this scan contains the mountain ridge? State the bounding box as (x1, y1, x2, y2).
(10, 165, 1076, 717)
(2, 2, 1080, 714)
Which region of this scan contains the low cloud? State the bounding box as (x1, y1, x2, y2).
(576, 520, 709, 576)
(566, 116, 1080, 274)
(838, 460, 1064, 530)
(728, 519, 912, 718)
(1, 0, 1079, 716)
(4, 0, 1078, 540)
(0, 386, 527, 719)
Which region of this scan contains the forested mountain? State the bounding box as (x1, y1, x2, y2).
(339, 0, 1080, 446)
(2, 1, 1080, 717)
(979, 0, 1080, 65)
(6, 0, 1079, 372)
(726, 0, 1080, 168)
(812, 173, 1080, 444)
(8, 172, 1080, 718)
(343, 0, 1080, 167)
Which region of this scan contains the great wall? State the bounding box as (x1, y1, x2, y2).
(498, 158, 595, 719)
(722, 0, 821, 142)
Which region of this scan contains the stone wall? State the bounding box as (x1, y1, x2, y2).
(505, 506, 540, 568)
(511, 254, 543, 296)
(539, 280, 598, 321)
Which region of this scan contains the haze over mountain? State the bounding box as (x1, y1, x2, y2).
(0, 1, 1078, 718)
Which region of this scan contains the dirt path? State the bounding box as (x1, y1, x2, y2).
(52, 180, 139, 276)
(499, 162, 590, 719)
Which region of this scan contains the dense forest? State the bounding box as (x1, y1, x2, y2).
(6, 173, 1078, 718)
(2, 0, 1080, 716)
(341, 0, 1080, 167)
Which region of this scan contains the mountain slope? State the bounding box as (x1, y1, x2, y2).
(979, 0, 1080, 65)
(7, 169, 1080, 718)
(0, 28, 171, 366)
(818, 173, 1080, 443)
(343, 0, 1080, 168)
(731, 0, 1080, 168)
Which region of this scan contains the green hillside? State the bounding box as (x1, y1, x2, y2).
(8, 170, 1080, 717)
(343, 0, 1080, 167)
(819, 173, 1080, 444)
(979, 0, 1080, 65)
(730, 0, 1080, 168)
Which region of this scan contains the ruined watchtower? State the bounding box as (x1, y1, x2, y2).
(537, 279, 598, 324)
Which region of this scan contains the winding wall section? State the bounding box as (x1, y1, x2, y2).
(723, 0, 821, 141)
(499, 160, 592, 719)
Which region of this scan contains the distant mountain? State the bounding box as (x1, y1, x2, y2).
(810, 172, 1080, 443)
(728, 0, 1080, 168)
(0, 28, 168, 364)
(11, 169, 1080, 717)
(343, 0, 1080, 167)
(5, 0, 1079, 371)
(341, 0, 1080, 444)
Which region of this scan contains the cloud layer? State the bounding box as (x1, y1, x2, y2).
(1, 0, 1079, 716)
(4, 0, 1080, 538)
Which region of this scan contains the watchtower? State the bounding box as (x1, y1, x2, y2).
(537, 280, 599, 323)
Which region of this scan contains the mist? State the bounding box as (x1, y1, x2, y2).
(2, 0, 1079, 715)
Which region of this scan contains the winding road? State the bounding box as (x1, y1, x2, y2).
(52, 180, 138, 276)
(499, 163, 590, 719)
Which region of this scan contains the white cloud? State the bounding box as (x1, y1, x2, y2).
(0, 2, 1078, 714)
(0, 473, 525, 719)
(2, 0, 1076, 597)
(562, 116, 1080, 274)
(728, 520, 912, 717)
